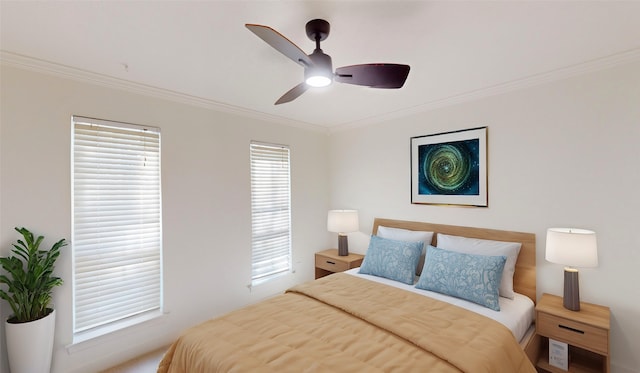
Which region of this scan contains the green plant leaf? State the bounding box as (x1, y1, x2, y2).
(0, 227, 67, 322)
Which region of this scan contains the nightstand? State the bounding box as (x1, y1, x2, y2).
(535, 293, 610, 373)
(315, 249, 364, 279)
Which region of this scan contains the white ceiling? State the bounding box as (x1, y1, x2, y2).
(2, 1, 639, 130)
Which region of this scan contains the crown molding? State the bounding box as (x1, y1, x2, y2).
(0, 51, 329, 134)
(330, 47, 640, 133)
(3, 48, 638, 135)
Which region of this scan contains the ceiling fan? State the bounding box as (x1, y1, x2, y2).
(245, 19, 410, 105)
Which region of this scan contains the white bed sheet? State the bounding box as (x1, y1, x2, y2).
(344, 267, 534, 343)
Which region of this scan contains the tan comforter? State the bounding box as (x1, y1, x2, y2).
(158, 273, 535, 372)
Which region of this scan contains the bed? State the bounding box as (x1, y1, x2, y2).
(158, 218, 538, 372)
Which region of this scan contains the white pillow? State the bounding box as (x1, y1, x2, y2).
(377, 226, 434, 275)
(436, 233, 521, 299)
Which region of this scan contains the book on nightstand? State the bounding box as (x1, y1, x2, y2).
(549, 338, 569, 370)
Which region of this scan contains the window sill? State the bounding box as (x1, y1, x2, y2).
(250, 270, 291, 288)
(67, 309, 165, 354)
(247, 270, 300, 298)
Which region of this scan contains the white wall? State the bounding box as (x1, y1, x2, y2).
(328, 61, 640, 373)
(0, 66, 330, 372)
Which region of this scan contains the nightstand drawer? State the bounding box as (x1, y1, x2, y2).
(314, 250, 364, 279)
(537, 313, 608, 355)
(315, 255, 349, 272)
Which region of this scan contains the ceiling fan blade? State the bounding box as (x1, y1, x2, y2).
(335, 64, 410, 88)
(246, 24, 314, 68)
(275, 82, 309, 105)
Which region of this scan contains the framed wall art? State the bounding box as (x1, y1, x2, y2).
(411, 127, 487, 207)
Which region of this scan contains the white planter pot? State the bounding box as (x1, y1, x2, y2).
(5, 309, 56, 373)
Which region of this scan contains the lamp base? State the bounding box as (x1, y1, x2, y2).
(563, 268, 580, 311)
(338, 234, 349, 256)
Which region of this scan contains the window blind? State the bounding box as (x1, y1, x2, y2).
(250, 142, 292, 284)
(72, 116, 162, 334)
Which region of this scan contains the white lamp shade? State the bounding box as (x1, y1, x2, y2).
(545, 228, 598, 268)
(327, 210, 359, 234)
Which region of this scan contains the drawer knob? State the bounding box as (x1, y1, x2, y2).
(326, 260, 335, 265)
(559, 324, 585, 334)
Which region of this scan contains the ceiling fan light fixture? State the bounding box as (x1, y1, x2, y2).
(305, 74, 332, 87)
(305, 50, 333, 87)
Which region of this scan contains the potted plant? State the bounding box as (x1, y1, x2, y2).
(0, 227, 67, 373)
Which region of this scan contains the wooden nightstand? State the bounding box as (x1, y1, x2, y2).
(315, 249, 364, 279)
(535, 293, 610, 373)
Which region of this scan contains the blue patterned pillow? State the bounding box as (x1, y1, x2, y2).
(359, 236, 423, 285)
(416, 246, 506, 311)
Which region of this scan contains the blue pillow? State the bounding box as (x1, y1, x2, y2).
(415, 246, 506, 311)
(359, 235, 423, 285)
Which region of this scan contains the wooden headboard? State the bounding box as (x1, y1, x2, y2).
(372, 218, 537, 304)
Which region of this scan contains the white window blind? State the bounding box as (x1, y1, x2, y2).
(250, 142, 292, 284)
(72, 116, 162, 336)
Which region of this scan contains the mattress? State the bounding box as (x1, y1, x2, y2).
(344, 267, 535, 343)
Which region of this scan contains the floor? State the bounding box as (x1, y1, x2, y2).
(100, 347, 167, 373)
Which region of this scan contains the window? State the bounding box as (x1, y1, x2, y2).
(250, 142, 292, 285)
(72, 116, 162, 340)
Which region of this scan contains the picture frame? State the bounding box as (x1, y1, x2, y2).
(411, 127, 487, 207)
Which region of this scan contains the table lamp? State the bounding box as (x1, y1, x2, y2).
(327, 210, 359, 256)
(545, 228, 598, 311)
